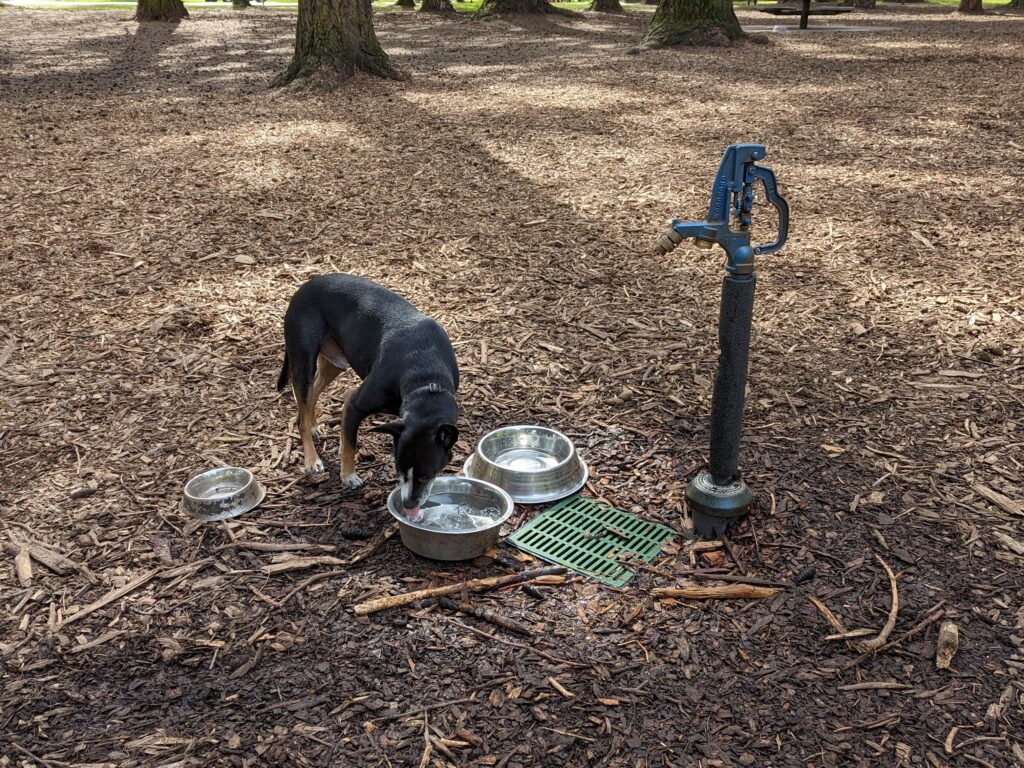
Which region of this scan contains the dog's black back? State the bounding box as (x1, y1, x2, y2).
(278, 274, 459, 407)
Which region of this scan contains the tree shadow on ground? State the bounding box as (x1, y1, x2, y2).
(1, 8, 1022, 767)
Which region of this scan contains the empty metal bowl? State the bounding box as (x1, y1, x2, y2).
(182, 467, 266, 522)
(387, 476, 513, 561)
(462, 425, 589, 504)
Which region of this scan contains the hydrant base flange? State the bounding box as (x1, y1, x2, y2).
(685, 471, 752, 537)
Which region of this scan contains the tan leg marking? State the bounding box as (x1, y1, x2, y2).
(338, 388, 364, 489)
(297, 357, 342, 473)
(310, 356, 341, 405)
(292, 381, 323, 474)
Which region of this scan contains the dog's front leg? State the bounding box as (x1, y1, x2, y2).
(339, 391, 366, 489)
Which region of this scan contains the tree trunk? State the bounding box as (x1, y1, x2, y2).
(957, 0, 982, 11)
(589, 0, 624, 12)
(639, 0, 744, 48)
(420, 0, 455, 12)
(1009, 0, 1023, 9)
(476, 0, 576, 16)
(135, 0, 188, 21)
(274, 0, 402, 86)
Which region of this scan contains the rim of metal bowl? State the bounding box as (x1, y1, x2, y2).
(474, 425, 577, 473)
(463, 453, 589, 505)
(182, 467, 265, 521)
(387, 477, 514, 534)
(183, 466, 250, 497)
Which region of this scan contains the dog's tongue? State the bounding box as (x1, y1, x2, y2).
(405, 506, 421, 521)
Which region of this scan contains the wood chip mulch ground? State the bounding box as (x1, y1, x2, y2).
(1, 5, 1023, 767)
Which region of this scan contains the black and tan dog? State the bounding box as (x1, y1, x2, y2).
(277, 274, 459, 519)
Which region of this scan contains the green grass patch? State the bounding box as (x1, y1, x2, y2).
(11, 0, 1014, 10)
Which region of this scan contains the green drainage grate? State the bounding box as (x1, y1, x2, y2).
(507, 496, 677, 587)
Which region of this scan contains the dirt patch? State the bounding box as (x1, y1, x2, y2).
(1, 6, 1022, 767)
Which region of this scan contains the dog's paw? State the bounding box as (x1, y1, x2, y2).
(340, 473, 364, 489)
(304, 459, 325, 475)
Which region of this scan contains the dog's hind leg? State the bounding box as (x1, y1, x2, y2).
(294, 355, 342, 472)
(308, 355, 342, 440)
(293, 380, 324, 474)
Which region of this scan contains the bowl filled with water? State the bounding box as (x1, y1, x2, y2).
(462, 425, 588, 504)
(386, 476, 514, 561)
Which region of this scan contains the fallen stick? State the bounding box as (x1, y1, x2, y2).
(345, 523, 398, 566)
(223, 541, 337, 554)
(448, 617, 590, 668)
(682, 571, 791, 589)
(838, 681, 911, 692)
(652, 584, 780, 600)
(824, 628, 876, 641)
(261, 556, 347, 575)
(809, 596, 849, 634)
(840, 608, 945, 671)
(4, 542, 79, 576)
(437, 597, 533, 637)
(58, 570, 157, 628)
(858, 555, 898, 651)
(972, 484, 1023, 517)
(353, 565, 567, 615)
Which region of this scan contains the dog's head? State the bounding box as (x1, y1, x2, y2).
(369, 419, 459, 519)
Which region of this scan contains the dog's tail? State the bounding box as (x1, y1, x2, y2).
(276, 352, 289, 393)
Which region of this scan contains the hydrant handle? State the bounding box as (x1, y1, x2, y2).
(748, 165, 789, 256)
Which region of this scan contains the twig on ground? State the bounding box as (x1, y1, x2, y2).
(352, 565, 566, 615)
(418, 714, 432, 768)
(682, 570, 791, 589)
(858, 555, 899, 651)
(720, 532, 744, 571)
(58, 570, 158, 628)
(841, 609, 945, 671)
(344, 522, 398, 565)
(447, 617, 590, 668)
(437, 597, 533, 636)
(652, 584, 780, 600)
(8, 741, 70, 768)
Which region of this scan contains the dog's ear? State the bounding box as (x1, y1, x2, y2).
(437, 424, 459, 451)
(368, 420, 405, 439)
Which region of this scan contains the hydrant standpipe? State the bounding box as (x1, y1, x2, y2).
(656, 144, 790, 537)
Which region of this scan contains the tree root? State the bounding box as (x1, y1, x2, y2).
(636, 21, 742, 50)
(272, 55, 406, 88)
(475, 0, 580, 18)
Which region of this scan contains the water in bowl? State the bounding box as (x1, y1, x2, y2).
(493, 448, 561, 472)
(416, 493, 503, 531)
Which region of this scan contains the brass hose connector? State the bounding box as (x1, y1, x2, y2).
(654, 228, 683, 255)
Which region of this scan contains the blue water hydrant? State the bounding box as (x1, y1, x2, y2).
(656, 144, 789, 537)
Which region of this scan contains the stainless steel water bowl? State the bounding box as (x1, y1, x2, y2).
(463, 425, 588, 504)
(182, 467, 266, 522)
(387, 476, 513, 561)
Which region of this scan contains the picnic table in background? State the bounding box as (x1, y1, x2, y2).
(749, 0, 855, 30)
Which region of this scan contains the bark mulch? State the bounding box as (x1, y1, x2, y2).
(1, 5, 1023, 767)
